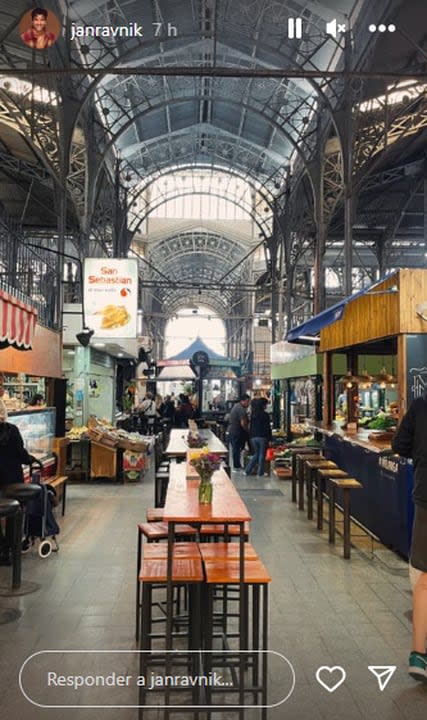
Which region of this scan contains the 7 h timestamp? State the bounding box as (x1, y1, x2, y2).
(153, 22, 178, 37)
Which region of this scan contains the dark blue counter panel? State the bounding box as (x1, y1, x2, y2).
(323, 434, 414, 559)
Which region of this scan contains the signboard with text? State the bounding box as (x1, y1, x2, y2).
(83, 259, 138, 338)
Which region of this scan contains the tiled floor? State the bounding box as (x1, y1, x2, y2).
(0, 464, 426, 719)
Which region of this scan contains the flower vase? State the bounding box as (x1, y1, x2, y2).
(198, 475, 213, 504)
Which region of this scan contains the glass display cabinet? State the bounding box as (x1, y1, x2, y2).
(8, 407, 56, 457)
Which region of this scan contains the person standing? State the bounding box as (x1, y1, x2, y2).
(392, 396, 427, 681)
(175, 395, 194, 428)
(244, 397, 272, 477)
(138, 392, 157, 433)
(0, 400, 42, 563)
(228, 394, 250, 470)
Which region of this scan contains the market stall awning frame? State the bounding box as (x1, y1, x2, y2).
(156, 365, 197, 381)
(286, 304, 346, 343)
(286, 276, 398, 344)
(0, 289, 38, 350)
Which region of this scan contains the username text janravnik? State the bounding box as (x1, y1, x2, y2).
(70, 22, 144, 40)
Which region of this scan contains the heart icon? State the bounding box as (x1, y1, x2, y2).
(315, 666, 346, 693)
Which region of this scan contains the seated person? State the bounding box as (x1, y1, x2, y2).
(27, 393, 45, 408)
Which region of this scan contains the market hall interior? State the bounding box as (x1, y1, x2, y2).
(0, 0, 426, 718)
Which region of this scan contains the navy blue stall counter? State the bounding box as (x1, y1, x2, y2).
(312, 425, 414, 559)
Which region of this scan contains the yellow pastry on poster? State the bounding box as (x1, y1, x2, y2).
(96, 305, 130, 329)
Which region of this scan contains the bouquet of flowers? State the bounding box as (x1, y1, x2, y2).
(186, 431, 207, 449)
(189, 449, 222, 503)
(190, 449, 222, 483)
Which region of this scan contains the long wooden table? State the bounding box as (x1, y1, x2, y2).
(162, 462, 252, 714)
(165, 428, 228, 457)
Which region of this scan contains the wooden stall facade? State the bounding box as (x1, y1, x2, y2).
(320, 269, 427, 422)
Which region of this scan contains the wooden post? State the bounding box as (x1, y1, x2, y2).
(397, 334, 407, 415)
(323, 351, 333, 425)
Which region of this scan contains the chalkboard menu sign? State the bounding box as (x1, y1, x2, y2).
(406, 334, 427, 408)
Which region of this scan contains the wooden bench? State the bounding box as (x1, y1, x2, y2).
(44, 475, 67, 516)
(328, 478, 363, 559)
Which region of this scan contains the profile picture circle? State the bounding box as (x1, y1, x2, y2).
(19, 7, 61, 50)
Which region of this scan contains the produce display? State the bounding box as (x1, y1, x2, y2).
(66, 425, 89, 440)
(366, 412, 397, 431)
(67, 417, 153, 452)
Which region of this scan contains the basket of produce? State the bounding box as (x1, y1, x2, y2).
(368, 430, 396, 442)
(274, 466, 292, 478)
(366, 413, 397, 432)
(100, 432, 119, 448)
(88, 427, 104, 443)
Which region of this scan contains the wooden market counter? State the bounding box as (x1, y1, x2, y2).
(311, 421, 414, 558)
(310, 421, 392, 453)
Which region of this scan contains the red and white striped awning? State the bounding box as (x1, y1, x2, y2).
(0, 290, 38, 350)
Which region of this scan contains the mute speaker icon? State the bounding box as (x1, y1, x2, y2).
(326, 18, 337, 37)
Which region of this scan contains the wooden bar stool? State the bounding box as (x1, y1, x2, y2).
(154, 470, 169, 507)
(315, 468, 349, 531)
(203, 557, 271, 718)
(328, 478, 363, 559)
(303, 459, 337, 520)
(138, 557, 204, 709)
(291, 448, 322, 503)
(146, 508, 164, 522)
(135, 522, 197, 641)
(296, 453, 325, 510)
(198, 542, 258, 561)
(199, 522, 250, 542)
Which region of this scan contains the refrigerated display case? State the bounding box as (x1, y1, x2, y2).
(8, 407, 56, 478)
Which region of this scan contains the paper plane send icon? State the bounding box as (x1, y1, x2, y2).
(368, 666, 397, 691)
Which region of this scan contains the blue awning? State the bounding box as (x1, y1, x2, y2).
(286, 302, 346, 343)
(286, 275, 398, 344)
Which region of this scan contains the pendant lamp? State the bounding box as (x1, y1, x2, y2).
(357, 369, 375, 389)
(338, 370, 359, 389)
(375, 366, 397, 387)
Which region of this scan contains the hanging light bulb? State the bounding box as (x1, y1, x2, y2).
(338, 370, 359, 389)
(375, 366, 397, 385)
(357, 369, 375, 389)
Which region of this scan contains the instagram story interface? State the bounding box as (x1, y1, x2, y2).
(0, 1, 426, 719)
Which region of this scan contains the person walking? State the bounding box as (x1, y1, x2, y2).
(244, 397, 272, 477)
(392, 396, 427, 681)
(228, 395, 250, 470)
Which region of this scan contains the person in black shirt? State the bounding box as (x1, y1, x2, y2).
(244, 397, 272, 477)
(0, 400, 41, 563)
(392, 396, 427, 681)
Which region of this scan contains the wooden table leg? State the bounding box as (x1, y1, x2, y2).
(307, 469, 314, 520)
(328, 482, 336, 544)
(343, 489, 351, 559)
(291, 454, 297, 503)
(316, 475, 323, 531)
(298, 462, 305, 511)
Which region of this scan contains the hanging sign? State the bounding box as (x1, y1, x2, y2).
(83, 259, 138, 338)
